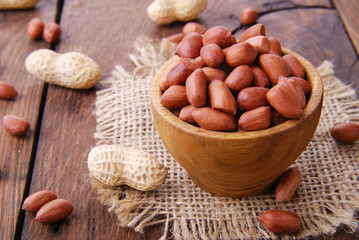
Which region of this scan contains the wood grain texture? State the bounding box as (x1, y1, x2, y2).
(0, 1, 57, 239)
(333, 0, 359, 55)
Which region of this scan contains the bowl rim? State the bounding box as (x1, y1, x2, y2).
(150, 47, 324, 141)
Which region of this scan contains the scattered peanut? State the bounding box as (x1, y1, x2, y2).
(275, 166, 302, 202)
(240, 7, 258, 26)
(27, 17, 44, 40)
(0, 81, 18, 99)
(330, 122, 359, 143)
(43, 22, 61, 43)
(35, 199, 73, 223)
(2, 114, 30, 136)
(25, 49, 101, 89)
(147, 0, 207, 25)
(22, 190, 57, 213)
(87, 145, 167, 191)
(258, 210, 301, 234)
(0, 0, 38, 9)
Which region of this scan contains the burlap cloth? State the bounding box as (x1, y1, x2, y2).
(90, 37, 359, 239)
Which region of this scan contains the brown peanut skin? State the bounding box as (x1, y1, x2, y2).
(2, 115, 30, 136)
(240, 8, 258, 26)
(225, 65, 253, 92)
(161, 85, 189, 109)
(275, 166, 302, 202)
(251, 65, 270, 88)
(43, 22, 61, 43)
(22, 190, 57, 213)
(167, 33, 185, 44)
(266, 84, 303, 119)
(27, 17, 44, 39)
(185, 69, 207, 107)
(200, 43, 224, 67)
(192, 107, 236, 131)
(237, 106, 271, 131)
(238, 24, 265, 42)
(245, 36, 271, 54)
(182, 22, 207, 35)
(237, 87, 269, 112)
(0, 81, 18, 99)
(208, 80, 237, 115)
(224, 42, 257, 67)
(176, 32, 203, 59)
(282, 54, 306, 79)
(202, 26, 236, 48)
(179, 105, 198, 125)
(280, 78, 306, 109)
(268, 37, 282, 56)
(330, 122, 359, 143)
(258, 210, 301, 234)
(165, 58, 199, 88)
(35, 199, 73, 224)
(259, 53, 292, 85)
(279, 76, 312, 97)
(160, 57, 182, 91)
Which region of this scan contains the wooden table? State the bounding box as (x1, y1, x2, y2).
(1, 0, 358, 239)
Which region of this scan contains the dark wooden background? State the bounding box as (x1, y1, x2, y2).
(0, 0, 358, 239)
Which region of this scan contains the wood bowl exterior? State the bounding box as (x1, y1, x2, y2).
(150, 48, 323, 197)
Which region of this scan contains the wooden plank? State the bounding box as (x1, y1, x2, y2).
(21, 0, 358, 240)
(333, 0, 359, 56)
(0, 1, 57, 239)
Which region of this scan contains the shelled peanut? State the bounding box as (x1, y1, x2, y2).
(163, 23, 311, 132)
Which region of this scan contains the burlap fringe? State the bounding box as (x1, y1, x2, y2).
(92, 37, 359, 239)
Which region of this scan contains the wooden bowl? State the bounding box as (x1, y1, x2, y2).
(150, 48, 323, 197)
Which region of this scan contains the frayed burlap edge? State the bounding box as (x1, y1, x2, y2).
(90, 37, 359, 240)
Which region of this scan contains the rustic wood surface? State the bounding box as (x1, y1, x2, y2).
(0, 0, 358, 239)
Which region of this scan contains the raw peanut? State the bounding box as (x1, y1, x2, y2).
(2, 115, 30, 136)
(179, 105, 198, 125)
(192, 107, 236, 131)
(202, 67, 227, 82)
(268, 37, 282, 56)
(224, 42, 257, 67)
(0, 81, 18, 99)
(271, 109, 288, 126)
(182, 22, 207, 35)
(0, 0, 38, 9)
(194, 56, 205, 68)
(43, 22, 61, 43)
(185, 68, 207, 107)
(147, 0, 207, 25)
(282, 54, 305, 79)
(237, 106, 271, 131)
(164, 58, 199, 88)
(266, 83, 303, 119)
(245, 36, 271, 54)
(208, 80, 237, 115)
(171, 108, 181, 118)
(279, 76, 311, 97)
(258, 53, 292, 85)
(27, 17, 44, 39)
(88, 145, 167, 190)
(202, 26, 236, 48)
(330, 122, 359, 143)
(160, 57, 182, 91)
(279, 78, 306, 108)
(176, 32, 203, 59)
(22, 190, 57, 213)
(258, 210, 301, 234)
(237, 87, 269, 112)
(225, 65, 253, 92)
(275, 166, 302, 202)
(167, 33, 185, 44)
(240, 7, 258, 26)
(200, 43, 224, 67)
(161, 85, 189, 109)
(238, 24, 265, 42)
(35, 199, 73, 224)
(25, 49, 101, 89)
(251, 65, 270, 88)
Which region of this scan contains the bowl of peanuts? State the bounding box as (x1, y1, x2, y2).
(150, 23, 323, 197)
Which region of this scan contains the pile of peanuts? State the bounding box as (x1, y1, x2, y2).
(161, 22, 311, 132)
